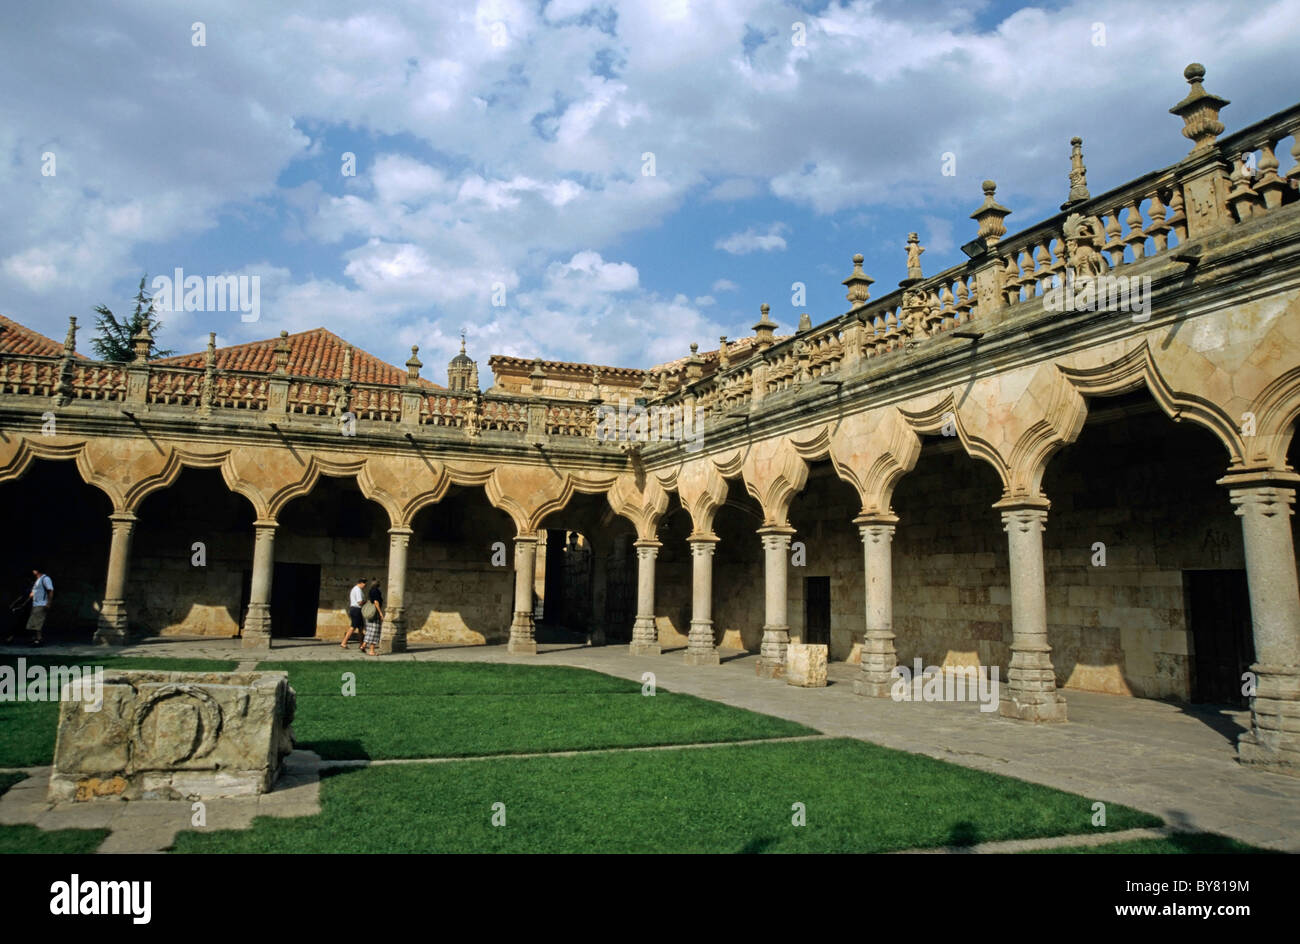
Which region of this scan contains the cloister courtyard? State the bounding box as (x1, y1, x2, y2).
(1, 636, 1296, 854)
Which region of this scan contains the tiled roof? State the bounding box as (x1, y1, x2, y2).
(650, 334, 792, 375)
(0, 315, 84, 358)
(155, 328, 442, 388)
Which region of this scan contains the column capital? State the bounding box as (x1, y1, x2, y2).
(513, 533, 540, 546)
(758, 527, 795, 551)
(1228, 485, 1296, 520)
(687, 531, 719, 544)
(387, 525, 414, 537)
(1218, 469, 1300, 491)
(852, 512, 898, 527)
(252, 518, 278, 531)
(690, 540, 717, 558)
(108, 511, 138, 526)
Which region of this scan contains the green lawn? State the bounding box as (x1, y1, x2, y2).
(172, 737, 1162, 854)
(260, 661, 815, 759)
(0, 656, 237, 766)
(0, 772, 109, 853)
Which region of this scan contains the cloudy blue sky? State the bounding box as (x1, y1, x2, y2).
(3, 0, 1298, 380)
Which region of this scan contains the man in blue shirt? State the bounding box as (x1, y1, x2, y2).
(27, 568, 53, 646)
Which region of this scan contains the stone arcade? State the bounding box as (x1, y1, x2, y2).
(3, 65, 1300, 775)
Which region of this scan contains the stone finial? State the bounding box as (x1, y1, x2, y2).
(204, 332, 216, 368)
(842, 254, 874, 309)
(273, 330, 291, 375)
(903, 232, 925, 283)
(62, 316, 77, 356)
(970, 180, 1012, 246)
(130, 322, 153, 363)
(590, 368, 602, 401)
(1169, 63, 1230, 154)
(753, 303, 776, 352)
(718, 336, 730, 369)
(529, 357, 545, 394)
(657, 369, 669, 394)
(797, 312, 812, 332)
(640, 370, 657, 397)
(1062, 136, 1091, 209)
(685, 342, 704, 381)
(405, 345, 422, 383)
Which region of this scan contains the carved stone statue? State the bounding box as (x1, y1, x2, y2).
(1063, 212, 1104, 279)
(904, 232, 925, 281)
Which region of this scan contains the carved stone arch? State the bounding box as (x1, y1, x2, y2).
(265, 454, 368, 520)
(896, 392, 1011, 491)
(354, 454, 448, 528)
(740, 436, 810, 528)
(828, 406, 922, 517)
(607, 471, 671, 541)
(787, 422, 832, 463)
(483, 464, 615, 535)
(671, 457, 730, 537)
(123, 447, 235, 514)
(1058, 337, 1246, 466)
(0, 437, 84, 483)
(1247, 365, 1300, 469)
(76, 437, 177, 514)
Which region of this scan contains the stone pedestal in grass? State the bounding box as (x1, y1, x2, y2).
(786, 644, 828, 688)
(49, 670, 296, 802)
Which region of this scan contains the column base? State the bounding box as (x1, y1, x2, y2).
(629, 617, 659, 656)
(93, 600, 128, 646)
(684, 648, 720, 666)
(508, 611, 536, 655)
(998, 693, 1068, 723)
(757, 627, 789, 678)
(241, 602, 271, 650)
(854, 676, 894, 697)
(379, 611, 407, 655)
(1237, 664, 1300, 776)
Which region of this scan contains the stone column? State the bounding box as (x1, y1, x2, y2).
(1223, 475, 1300, 774)
(509, 534, 539, 654)
(996, 499, 1066, 721)
(854, 515, 898, 697)
(379, 526, 412, 654)
(685, 534, 719, 665)
(756, 526, 795, 678)
(629, 540, 661, 655)
(240, 520, 277, 649)
(94, 511, 137, 646)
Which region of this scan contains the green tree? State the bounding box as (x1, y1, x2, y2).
(90, 276, 175, 361)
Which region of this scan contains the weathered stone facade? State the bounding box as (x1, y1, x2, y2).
(4, 65, 1300, 773)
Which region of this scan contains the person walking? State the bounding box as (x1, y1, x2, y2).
(26, 567, 53, 646)
(362, 578, 384, 656)
(342, 577, 366, 649)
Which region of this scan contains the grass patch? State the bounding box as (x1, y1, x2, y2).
(0, 824, 109, 854)
(0, 656, 237, 767)
(1035, 833, 1279, 854)
(0, 772, 109, 854)
(173, 737, 1163, 854)
(260, 661, 815, 760)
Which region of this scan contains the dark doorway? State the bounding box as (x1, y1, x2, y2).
(241, 563, 321, 638)
(804, 576, 831, 647)
(1185, 569, 1254, 707)
(542, 529, 567, 626)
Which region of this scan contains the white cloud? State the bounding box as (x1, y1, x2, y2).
(715, 222, 788, 255)
(711, 278, 740, 293)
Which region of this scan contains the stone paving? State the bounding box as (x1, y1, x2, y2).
(0, 750, 320, 853)
(4, 636, 1299, 852)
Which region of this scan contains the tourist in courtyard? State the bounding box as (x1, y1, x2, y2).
(26, 567, 53, 646)
(342, 577, 366, 649)
(362, 578, 384, 656)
